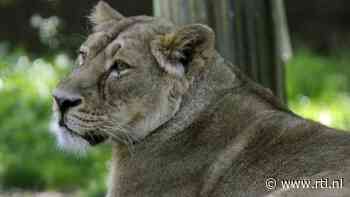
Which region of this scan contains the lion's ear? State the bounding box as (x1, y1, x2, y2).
(89, 1, 124, 25)
(151, 24, 215, 77)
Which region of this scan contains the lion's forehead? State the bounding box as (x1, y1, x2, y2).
(83, 22, 161, 67)
(82, 32, 110, 56)
(115, 38, 154, 66)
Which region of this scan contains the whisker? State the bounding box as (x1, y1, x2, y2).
(122, 132, 135, 155)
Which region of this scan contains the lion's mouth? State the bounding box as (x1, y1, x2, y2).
(60, 122, 107, 146)
(81, 132, 107, 146)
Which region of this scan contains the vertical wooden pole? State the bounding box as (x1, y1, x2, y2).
(153, 0, 291, 102)
(206, 0, 236, 63)
(271, 0, 293, 101)
(153, 0, 209, 25)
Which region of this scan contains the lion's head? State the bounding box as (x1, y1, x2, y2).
(51, 1, 216, 153)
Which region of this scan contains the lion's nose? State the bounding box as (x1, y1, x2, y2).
(52, 90, 82, 113)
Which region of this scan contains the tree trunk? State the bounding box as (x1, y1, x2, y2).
(153, 0, 291, 102)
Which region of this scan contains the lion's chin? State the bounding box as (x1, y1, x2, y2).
(50, 115, 108, 154)
(50, 121, 89, 154)
(49, 115, 90, 154)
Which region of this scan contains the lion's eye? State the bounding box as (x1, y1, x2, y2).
(77, 50, 87, 66)
(109, 61, 132, 78)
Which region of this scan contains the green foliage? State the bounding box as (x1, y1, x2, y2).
(0, 46, 109, 196)
(1, 164, 46, 190)
(286, 48, 350, 130)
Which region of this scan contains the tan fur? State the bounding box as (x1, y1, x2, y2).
(52, 2, 350, 197)
(89, 1, 124, 25)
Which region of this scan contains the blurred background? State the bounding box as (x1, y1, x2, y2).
(1, 0, 350, 196)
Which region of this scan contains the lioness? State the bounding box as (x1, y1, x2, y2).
(51, 1, 350, 197)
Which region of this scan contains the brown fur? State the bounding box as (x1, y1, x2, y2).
(51, 1, 350, 197)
